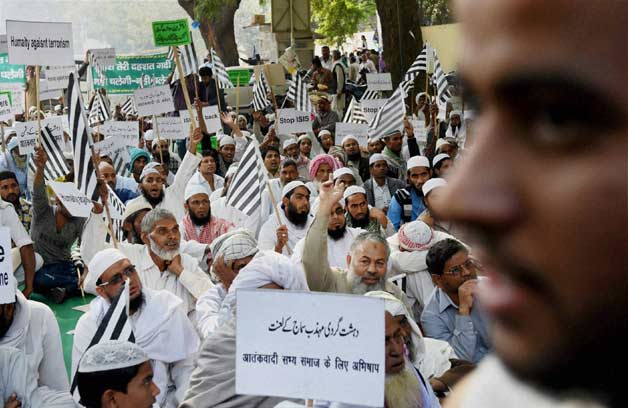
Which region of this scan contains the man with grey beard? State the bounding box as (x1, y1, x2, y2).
(302, 177, 409, 307)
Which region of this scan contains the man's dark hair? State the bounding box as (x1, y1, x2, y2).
(426, 238, 467, 276)
(199, 66, 213, 77)
(0, 171, 18, 184)
(261, 146, 280, 160)
(281, 159, 297, 170)
(312, 56, 322, 68)
(77, 363, 143, 408)
(201, 149, 220, 162)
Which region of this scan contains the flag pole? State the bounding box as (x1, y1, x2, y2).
(266, 181, 292, 256)
(235, 75, 240, 116)
(172, 46, 198, 129)
(152, 114, 164, 164)
(264, 65, 279, 112)
(35, 65, 42, 145)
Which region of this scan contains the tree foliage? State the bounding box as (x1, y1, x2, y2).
(311, 0, 377, 46)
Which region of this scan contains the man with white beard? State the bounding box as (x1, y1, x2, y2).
(73, 248, 199, 408)
(302, 177, 408, 305)
(81, 208, 213, 315)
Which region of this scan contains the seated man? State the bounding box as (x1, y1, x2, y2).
(262, 146, 281, 179)
(181, 250, 308, 407)
(0, 135, 29, 200)
(187, 150, 225, 197)
(151, 137, 180, 183)
(261, 159, 299, 218)
(97, 161, 138, 204)
(75, 340, 159, 408)
(363, 154, 405, 212)
(125, 147, 151, 187)
(75, 249, 199, 407)
(0, 170, 32, 232)
(302, 178, 408, 304)
(421, 239, 491, 363)
(344, 186, 395, 237)
(306, 154, 338, 198)
(259, 181, 313, 255)
(216, 136, 236, 177)
(332, 167, 357, 188)
(419, 178, 461, 237)
(388, 156, 431, 230)
(341, 135, 370, 182)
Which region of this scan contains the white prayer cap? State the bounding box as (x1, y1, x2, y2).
(340, 134, 358, 146)
(184, 183, 209, 201)
(435, 138, 451, 152)
(415, 92, 427, 104)
(122, 200, 152, 222)
(297, 134, 312, 143)
(333, 167, 354, 180)
(84, 248, 128, 294)
(397, 220, 434, 251)
(7, 138, 19, 152)
(143, 129, 155, 141)
(368, 153, 387, 166)
(319, 129, 332, 137)
(407, 155, 430, 170)
(139, 162, 162, 181)
(343, 185, 366, 200)
(449, 110, 462, 119)
(422, 177, 447, 197)
(78, 340, 149, 373)
(210, 228, 259, 264)
(151, 138, 165, 149)
(219, 135, 235, 147)
(282, 180, 309, 198)
(225, 164, 239, 180)
(282, 138, 298, 149)
(432, 153, 450, 168)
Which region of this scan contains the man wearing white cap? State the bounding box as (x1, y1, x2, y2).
(125, 127, 203, 222)
(0, 133, 29, 200)
(344, 185, 395, 237)
(258, 180, 313, 255)
(181, 250, 308, 408)
(341, 135, 370, 182)
(260, 159, 299, 218)
(220, 111, 259, 163)
(435, 138, 457, 159)
(332, 167, 357, 187)
(388, 155, 431, 230)
(74, 248, 199, 407)
(432, 153, 453, 178)
(380, 118, 422, 180)
(419, 177, 460, 236)
(363, 153, 405, 212)
(445, 110, 465, 140)
(75, 340, 159, 408)
(151, 138, 179, 184)
(217, 135, 236, 177)
(281, 138, 299, 161)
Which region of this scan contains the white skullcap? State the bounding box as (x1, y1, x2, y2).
(407, 155, 430, 170)
(415, 92, 427, 104)
(219, 135, 235, 147)
(450, 110, 462, 118)
(122, 200, 152, 222)
(211, 229, 259, 265)
(432, 153, 450, 168)
(282, 138, 298, 149)
(297, 134, 312, 142)
(143, 129, 155, 141)
(343, 185, 366, 200)
(435, 138, 451, 152)
(151, 138, 166, 149)
(333, 167, 354, 180)
(78, 340, 149, 373)
(340, 135, 358, 146)
(185, 183, 209, 201)
(84, 248, 128, 294)
(225, 164, 239, 179)
(397, 220, 434, 251)
(422, 177, 447, 197)
(319, 129, 332, 137)
(368, 153, 387, 166)
(139, 162, 162, 181)
(7, 138, 19, 152)
(282, 180, 309, 198)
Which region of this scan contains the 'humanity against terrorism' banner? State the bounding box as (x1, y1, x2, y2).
(91, 52, 174, 95)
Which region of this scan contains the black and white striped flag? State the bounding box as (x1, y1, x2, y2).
(403, 43, 429, 83)
(168, 38, 199, 83)
(27, 126, 70, 181)
(70, 283, 134, 395)
(343, 98, 367, 124)
(286, 73, 312, 112)
(252, 70, 271, 112)
(68, 72, 99, 200)
(120, 96, 137, 116)
(360, 89, 379, 101)
(225, 140, 267, 216)
(210, 48, 234, 89)
(368, 85, 407, 136)
(105, 185, 126, 244)
(432, 49, 452, 104)
(88, 91, 111, 126)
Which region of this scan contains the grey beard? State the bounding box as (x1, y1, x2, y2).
(149, 236, 179, 261)
(348, 268, 386, 295)
(385, 364, 422, 408)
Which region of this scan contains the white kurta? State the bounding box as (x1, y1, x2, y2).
(187, 171, 225, 198)
(292, 226, 363, 270)
(260, 178, 283, 218)
(211, 196, 261, 237)
(258, 205, 314, 256)
(195, 283, 227, 340)
(0, 292, 68, 392)
(72, 288, 199, 408)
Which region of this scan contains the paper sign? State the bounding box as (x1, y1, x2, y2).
(236, 290, 385, 406)
(100, 121, 139, 146)
(0, 227, 14, 304)
(152, 19, 190, 47)
(254, 64, 286, 86)
(360, 98, 387, 122)
(0, 35, 7, 54)
(336, 123, 369, 147)
(90, 48, 116, 68)
(48, 181, 93, 218)
(94, 136, 123, 157)
(277, 108, 312, 134)
(155, 117, 184, 140)
(411, 119, 427, 143)
(179, 105, 221, 135)
(44, 65, 73, 90)
(366, 73, 392, 91)
(15, 117, 65, 154)
(0, 84, 25, 114)
(0, 94, 12, 122)
(6, 20, 74, 66)
(133, 85, 175, 117)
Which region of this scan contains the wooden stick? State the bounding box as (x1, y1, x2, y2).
(214, 73, 223, 113)
(266, 181, 292, 255)
(152, 114, 164, 164)
(235, 75, 240, 116)
(264, 65, 279, 112)
(35, 65, 41, 145)
(193, 73, 199, 100)
(0, 124, 5, 153)
(172, 46, 197, 129)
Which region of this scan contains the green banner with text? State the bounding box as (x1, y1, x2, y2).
(152, 19, 191, 47)
(92, 53, 174, 95)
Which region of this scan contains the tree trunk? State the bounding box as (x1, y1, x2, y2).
(374, 0, 424, 89)
(177, 0, 241, 66)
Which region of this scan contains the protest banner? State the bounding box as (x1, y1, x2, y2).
(179, 105, 221, 135)
(94, 136, 124, 158)
(6, 20, 74, 66)
(0, 84, 24, 114)
(366, 73, 393, 91)
(277, 108, 312, 134)
(0, 36, 7, 54)
(44, 65, 73, 90)
(48, 181, 93, 218)
(133, 85, 175, 117)
(0, 227, 13, 304)
(91, 53, 173, 95)
(15, 117, 65, 154)
(0, 94, 12, 122)
(336, 123, 369, 147)
(100, 121, 139, 146)
(0, 53, 25, 85)
(360, 98, 387, 122)
(152, 19, 191, 47)
(90, 48, 116, 68)
(236, 290, 385, 407)
(38, 79, 63, 100)
(155, 117, 185, 140)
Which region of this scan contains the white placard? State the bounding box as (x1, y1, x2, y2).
(0, 227, 14, 304)
(335, 123, 369, 147)
(366, 73, 393, 91)
(411, 119, 427, 143)
(236, 290, 385, 407)
(6, 20, 74, 66)
(133, 85, 175, 117)
(179, 105, 221, 135)
(100, 121, 139, 146)
(94, 136, 124, 157)
(38, 79, 63, 100)
(0, 84, 25, 115)
(15, 117, 65, 154)
(360, 98, 387, 122)
(0, 35, 7, 54)
(44, 65, 73, 90)
(155, 117, 185, 140)
(277, 108, 312, 134)
(89, 48, 116, 68)
(0, 94, 12, 122)
(48, 181, 93, 218)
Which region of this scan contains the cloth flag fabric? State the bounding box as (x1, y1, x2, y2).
(360, 89, 379, 101)
(210, 48, 234, 89)
(343, 97, 368, 124)
(120, 96, 137, 116)
(88, 91, 110, 127)
(105, 186, 126, 244)
(368, 85, 407, 137)
(168, 37, 199, 83)
(286, 73, 312, 112)
(225, 140, 267, 217)
(431, 49, 452, 103)
(403, 43, 429, 83)
(252, 70, 271, 112)
(27, 126, 70, 182)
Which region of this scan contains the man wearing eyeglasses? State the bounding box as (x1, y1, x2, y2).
(421, 238, 491, 363)
(73, 248, 199, 408)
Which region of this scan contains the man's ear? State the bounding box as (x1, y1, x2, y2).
(184, 201, 189, 211)
(141, 231, 149, 245)
(101, 389, 118, 408)
(346, 254, 352, 268)
(281, 196, 289, 209)
(431, 274, 442, 288)
(95, 286, 108, 300)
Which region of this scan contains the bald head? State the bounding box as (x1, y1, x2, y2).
(98, 161, 116, 189)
